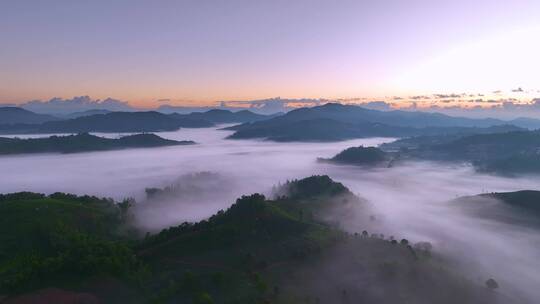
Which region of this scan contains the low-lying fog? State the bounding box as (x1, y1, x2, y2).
(1, 126, 539, 303)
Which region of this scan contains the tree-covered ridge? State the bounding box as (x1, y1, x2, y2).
(272, 175, 350, 200)
(0, 176, 507, 303)
(382, 130, 540, 175)
(319, 146, 389, 166)
(0, 192, 145, 296)
(138, 177, 500, 304)
(0, 133, 194, 155)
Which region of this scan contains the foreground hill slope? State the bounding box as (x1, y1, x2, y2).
(0, 176, 510, 303)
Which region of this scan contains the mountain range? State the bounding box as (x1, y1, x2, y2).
(0, 107, 60, 124)
(226, 103, 532, 141)
(0, 108, 275, 134)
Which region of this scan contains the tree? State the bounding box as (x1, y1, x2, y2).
(118, 197, 135, 221)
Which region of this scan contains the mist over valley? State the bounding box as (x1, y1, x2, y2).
(1, 125, 539, 303)
(2, 2, 540, 302)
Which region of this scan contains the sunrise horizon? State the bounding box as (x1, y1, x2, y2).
(2, 1, 539, 112)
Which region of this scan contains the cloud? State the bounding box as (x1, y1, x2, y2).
(222, 97, 328, 114)
(157, 97, 312, 115)
(21, 96, 134, 114)
(358, 101, 393, 111)
(409, 95, 431, 100)
(433, 93, 463, 99)
(398, 97, 540, 119)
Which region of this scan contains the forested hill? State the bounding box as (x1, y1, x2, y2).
(319, 146, 390, 166)
(382, 130, 540, 175)
(0, 133, 193, 154)
(0, 175, 507, 303)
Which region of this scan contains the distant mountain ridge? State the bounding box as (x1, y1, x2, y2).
(0, 107, 60, 124)
(275, 103, 509, 128)
(0, 109, 273, 134)
(3, 103, 540, 137)
(226, 103, 527, 141)
(0, 111, 209, 134)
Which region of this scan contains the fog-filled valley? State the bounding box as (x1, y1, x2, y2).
(1, 125, 540, 303)
(5, 2, 540, 302)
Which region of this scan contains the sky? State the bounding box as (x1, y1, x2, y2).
(1, 0, 539, 108)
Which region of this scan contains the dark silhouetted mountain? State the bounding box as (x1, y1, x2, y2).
(0, 133, 194, 154)
(0, 107, 60, 124)
(0, 111, 213, 134)
(226, 103, 525, 141)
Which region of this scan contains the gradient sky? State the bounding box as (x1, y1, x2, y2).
(1, 0, 539, 107)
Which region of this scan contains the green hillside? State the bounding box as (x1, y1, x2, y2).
(0, 176, 505, 303)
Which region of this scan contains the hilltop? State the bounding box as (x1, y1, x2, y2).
(319, 146, 390, 166)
